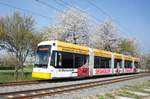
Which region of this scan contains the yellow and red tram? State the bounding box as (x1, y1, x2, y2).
(32, 40, 140, 79)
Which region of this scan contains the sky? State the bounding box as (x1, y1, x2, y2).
(0, 0, 150, 53)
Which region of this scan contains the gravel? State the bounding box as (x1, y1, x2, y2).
(42, 76, 150, 99)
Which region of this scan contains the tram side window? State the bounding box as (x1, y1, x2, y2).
(50, 51, 62, 67)
(50, 51, 74, 68)
(61, 52, 74, 68)
(50, 51, 88, 68)
(135, 62, 139, 68)
(94, 56, 101, 68)
(125, 61, 132, 68)
(75, 54, 88, 68)
(114, 59, 122, 68)
(101, 57, 111, 68)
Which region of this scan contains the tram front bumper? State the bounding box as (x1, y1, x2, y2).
(32, 72, 53, 79)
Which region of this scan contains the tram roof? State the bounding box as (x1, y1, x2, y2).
(38, 40, 139, 61)
(56, 40, 89, 55)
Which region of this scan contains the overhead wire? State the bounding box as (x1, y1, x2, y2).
(87, 0, 133, 36)
(56, 0, 133, 37)
(35, 0, 82, 25)
(0, 1, 53, 20)
(36, 0, 100, 25)
(57, 0, 101, 25)
(0, 0, 132, 37)
(35, 0, 63, 13)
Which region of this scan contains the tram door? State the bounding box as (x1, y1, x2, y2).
(121, 56, 125, 73)
(89, 48, 94, 77)
(114, 59, 122, 74)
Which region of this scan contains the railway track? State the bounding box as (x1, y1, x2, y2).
(0, 73, 149, 99)
(0, 73, 143, 87)
(0, 80, 50, 87)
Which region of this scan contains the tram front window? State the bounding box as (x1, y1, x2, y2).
(34, 45, 51, 68)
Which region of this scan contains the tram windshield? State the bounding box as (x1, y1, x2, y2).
(34, 45, 51, 68)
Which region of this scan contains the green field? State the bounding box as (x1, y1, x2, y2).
(0, 66, 38, 83)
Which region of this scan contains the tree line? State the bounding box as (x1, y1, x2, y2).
(0, 8, 149, 80)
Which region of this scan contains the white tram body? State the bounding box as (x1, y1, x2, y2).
(32, 40, 140, 79)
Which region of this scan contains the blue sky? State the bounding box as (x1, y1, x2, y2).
(0, 0, 150, 53)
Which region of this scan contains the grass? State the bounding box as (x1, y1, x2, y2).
(99, 95, 105, 99)
(0, 66, 38, 83)
(104, 93, 115, 99)
(117, 90, 141, 99)
(121, 81, 150, 94)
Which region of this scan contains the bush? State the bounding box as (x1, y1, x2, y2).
(0, 66, 15, 70)
(0, 55, 19, 69)
(140, 54, 150, 71)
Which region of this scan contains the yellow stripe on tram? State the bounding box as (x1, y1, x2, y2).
(32, 72, 52, 79)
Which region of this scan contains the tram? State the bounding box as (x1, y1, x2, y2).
(32, 40, 140, 79)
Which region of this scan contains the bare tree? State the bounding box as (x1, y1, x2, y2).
(90, 20, 119, 52)
(0, 12, 43, 80)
